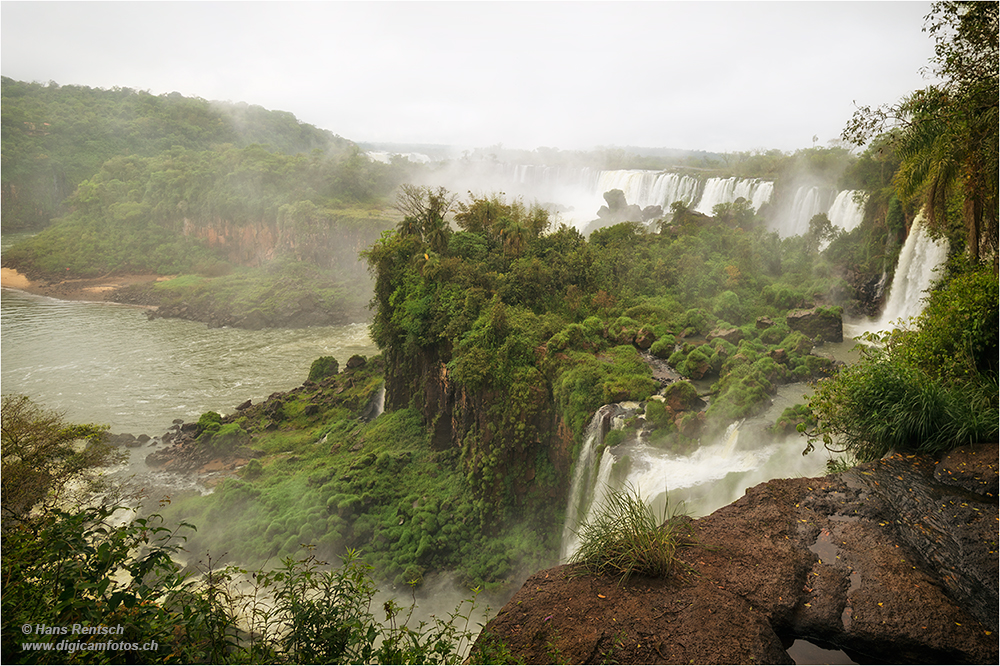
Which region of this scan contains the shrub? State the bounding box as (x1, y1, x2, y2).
(649, 336, 674, 359)
(570, 485, 690, 583)
(713, 290, 743, 323)
(805, 348, 998, 462)
(308, 356, 340, 382)
(242, 458, 264, 479)
(197, 410, 223, 434)
(644, 400, 672, 429)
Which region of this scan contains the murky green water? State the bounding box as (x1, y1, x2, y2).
(1, 288, 377, 435)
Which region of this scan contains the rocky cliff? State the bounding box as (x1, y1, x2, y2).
(472, 443, 998, 664)
(180, 213, 388, 273)
(382, 344, 574, 514)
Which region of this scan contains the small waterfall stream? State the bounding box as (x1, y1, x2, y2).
(850, 213, 949, 337)
(560, 386, 827, 562)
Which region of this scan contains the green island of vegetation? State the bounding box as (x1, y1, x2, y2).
(1, 2, 996, 663)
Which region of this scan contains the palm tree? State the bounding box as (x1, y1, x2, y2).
(844, 1, 998, 262)
(892, 84, 997, 262)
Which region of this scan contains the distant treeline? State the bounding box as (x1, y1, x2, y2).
(0, 77, 399, 232)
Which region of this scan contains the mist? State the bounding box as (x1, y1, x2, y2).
(2, 1, 938, 154)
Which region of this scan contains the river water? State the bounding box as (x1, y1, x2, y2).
(0, 289, 378, 436)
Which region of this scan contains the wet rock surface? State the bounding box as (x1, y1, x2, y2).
(144, 359, 384, 487)
(786, 307, 844, 343)
(474, 446, 998, 664)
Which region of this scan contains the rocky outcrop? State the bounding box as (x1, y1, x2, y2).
(707, 326, 744, 345)
(473, 444, 998, 664)
(139, 295, 367, 330)
(596, 189, 644, 226)
(180, 214, 386, 273)
(146, 357, 384, 483)
(786, 307, 844, 342)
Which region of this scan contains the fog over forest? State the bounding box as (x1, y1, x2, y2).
(1, 2, 996, 664)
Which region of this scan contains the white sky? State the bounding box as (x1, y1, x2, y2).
(1, 1, 939, 154)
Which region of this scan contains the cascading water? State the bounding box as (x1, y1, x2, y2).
(559, 387, 828, 562)
(826, 190, 866, 233)
(460, 162, 865, 240)
(560, 405, 617, 560)
(770, 186, 833, 237)
(594, 170, 702, 211)
(694, 177, 773, 215)
(853, 213, 950, 336)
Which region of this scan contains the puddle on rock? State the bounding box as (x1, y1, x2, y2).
(788, 638, 858, 665)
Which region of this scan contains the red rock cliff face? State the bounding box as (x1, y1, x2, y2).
(180, 215, 388, 272)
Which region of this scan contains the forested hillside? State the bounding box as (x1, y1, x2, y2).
(1, 77, 356, 231)
(1, 79, 418, 325)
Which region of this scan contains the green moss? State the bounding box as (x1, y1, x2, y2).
(644, 400, 672, 428)
(308, 356, 340, 382)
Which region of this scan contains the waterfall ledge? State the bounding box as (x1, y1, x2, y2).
(473, 444, 998, 665)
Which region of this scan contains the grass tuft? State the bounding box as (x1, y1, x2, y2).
(570, 485, 690, 583)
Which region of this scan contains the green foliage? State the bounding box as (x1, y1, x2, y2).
(806, 264, 998, 461)
(197, 410, 223, 433)
(1, 505, 213, 663)
(772, 403, 815, 436)
(842, 2, 998, 261)
(712, 289, 744, 323)
(891, 262, 998, 379)
(0, 77, 392, 232)
(553, 349, 656, 440)
(643, 400, 672, 429)
(1, 395, 114, 523)
(308, 356, 340, 382)
(806, 346, 996, 461)
(662, 380, 699, 409)
(2, 505, 485, 664)
(570, 485, 691, 583)
(4, 143, 400, 281)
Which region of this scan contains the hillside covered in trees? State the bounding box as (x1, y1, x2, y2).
(1, 78, 419, 325)
(1, 77, 362, 231)
(1, 3, 996, 663)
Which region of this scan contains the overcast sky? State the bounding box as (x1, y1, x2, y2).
(2, 1, 939, 154)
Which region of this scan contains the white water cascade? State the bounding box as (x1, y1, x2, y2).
(454, 161, 867, 239)
(560, 388, 828, 562)
(826, 190, 867, 233)
(853, 213, 950, 336)
(694, 177, 774, 215)
(560, 404, 618, 560)
(594, 170, 702, 212)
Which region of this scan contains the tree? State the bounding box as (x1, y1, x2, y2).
(807, 213, 837, 252)
(1, 395, 115, 524)
(842, 1, 998, 262)
(394, 184, 455, 246)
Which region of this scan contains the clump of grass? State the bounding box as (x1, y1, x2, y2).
(570, 485, 689, 583)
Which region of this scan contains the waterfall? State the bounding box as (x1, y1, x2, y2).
(559, 400, 825, 562)
(857, 213, 949, 335)
(481, 165, 776, 225)
(594, 170, 701, 211)
(477, 164, 874, 238)
(371, 384, 386, 419)
(827, 190, 866, 233)
(694, 177, 773, 215)
(559, 405, 617, 560)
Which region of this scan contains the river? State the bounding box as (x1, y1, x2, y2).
(0, 288, 378, 436)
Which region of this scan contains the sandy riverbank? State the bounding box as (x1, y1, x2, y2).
(1, 267, 168, 302)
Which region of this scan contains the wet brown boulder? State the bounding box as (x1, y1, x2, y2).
(473, 450, 998, 664)
(786, 307, 843, 342)
(707, 326, 744, 345)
